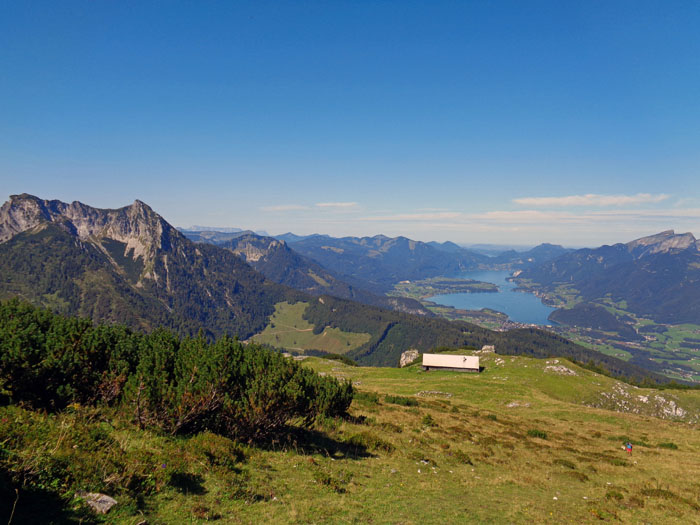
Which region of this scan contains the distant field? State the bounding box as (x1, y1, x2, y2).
(252, 301, 371, 354)
(389, 277, 497, 301)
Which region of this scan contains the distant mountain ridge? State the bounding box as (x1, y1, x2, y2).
(490, 243, 572, 267)
(0, 194, 681, 382)
(518, 230, 700, 324)
(276, 233, 488, 292)
(182, 230, 428, 315)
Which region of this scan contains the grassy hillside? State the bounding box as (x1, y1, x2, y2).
(4, 352, 700, 523)
(251, 301, 371, 354)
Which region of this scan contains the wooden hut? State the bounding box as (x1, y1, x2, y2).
(422, 353, 480, 373)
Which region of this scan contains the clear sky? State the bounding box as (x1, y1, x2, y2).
(2, 1, 699, 246)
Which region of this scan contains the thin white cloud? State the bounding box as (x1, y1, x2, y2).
(359, 211, 462, 221)
(350, 207, 700, 234)
(260, 204, 310, 212)
(315, 201, 359, 209)
(513, 193, 669, 207)
(262, 205, 700, 245)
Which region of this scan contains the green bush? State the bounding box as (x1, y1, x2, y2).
(124, 333, 354, 441)
(317, 353, 358, 367)
(384, 395, 418, 407)
(354, 391, 380, 405)
(0, 299, 139, 409)
(451, 449, 473, 465)
(527, 429, 547, 439)
(345, 431, 395, 453)
(0, 300, 354, 442)
(421, 414, 437, 427)
(606, 490, 624, 501)
(658, 442, 678, 450)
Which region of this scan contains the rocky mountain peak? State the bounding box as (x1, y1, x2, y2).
(0, 194, 182, 267)
(227, 234, 284, 263)
(627, 230, 698, 258)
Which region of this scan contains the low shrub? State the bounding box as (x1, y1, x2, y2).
(640, 488, 700, 511)
(421, 414, 437, 427)
(345, 431, 394, 453)
(125, 333, 354, 441)
(311, 466, 352, 493)
(606, 490, 624, 501)
(0, 300, 355, 443)
(407, 451, 437, 466)
(564, 471, 589, 482)
(527, 429, 547, 440)
(354, 391, 380, 405)
(658, 442, 678, 450)
(451, 449, 473, 465)
(384, 395, 419, 407)
(553, 458, 576, 470)
(377, 421, 403, 433)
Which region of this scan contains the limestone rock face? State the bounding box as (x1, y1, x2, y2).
(399, 349, 420, 367)
(0, 193, 183, 283)
(627, 230, 699, 258)
(228, 235, 284, 263)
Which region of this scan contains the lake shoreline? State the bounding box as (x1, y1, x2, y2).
(426, 270, 557, 326)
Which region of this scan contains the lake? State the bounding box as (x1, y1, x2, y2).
(428, 270, 556, 325)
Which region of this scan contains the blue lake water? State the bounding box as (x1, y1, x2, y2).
(428, 270, 556, 325)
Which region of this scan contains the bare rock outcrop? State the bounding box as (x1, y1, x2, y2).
(76, 492, 118, 514)
(399, 349, 420, 367)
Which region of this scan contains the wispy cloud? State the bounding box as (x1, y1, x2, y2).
(315, 202, 359, 209)
(513, 193, 669, 207)
(359, 211, 461, 221)
(260, 204, 310, 212)
(271, 205, 700, 245)
(355, 207, 700, 225)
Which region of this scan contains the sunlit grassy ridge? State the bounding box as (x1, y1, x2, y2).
(251, 301, 371, 354)
(4, 352, 700, 523)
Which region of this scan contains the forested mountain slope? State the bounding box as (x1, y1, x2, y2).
(0, 194, 297, 338)
(279, 233, 488, 292)
(518, 230, 700, 324)
(184, 230, 428, 315)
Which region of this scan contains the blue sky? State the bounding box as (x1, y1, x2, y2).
(2, 1, 699, 246)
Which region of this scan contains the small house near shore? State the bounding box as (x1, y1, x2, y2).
(422, 353, 480, 373)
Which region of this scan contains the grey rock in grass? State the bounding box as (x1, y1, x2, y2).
(76, 492, 118, 514)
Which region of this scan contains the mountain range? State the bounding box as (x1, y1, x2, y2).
(0, 194, 295, 338)
(0, 193, 672, 383)
(270, 233, 488, 292)
(518, 230, 700, 324)
(181, 230, 428, 315)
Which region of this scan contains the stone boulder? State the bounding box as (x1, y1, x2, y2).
(399, 349, 420, 368)
(76, 492, 118, 514)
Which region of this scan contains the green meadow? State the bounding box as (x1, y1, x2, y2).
(251, 301, 371, 354)
(5, 351, 700, 524)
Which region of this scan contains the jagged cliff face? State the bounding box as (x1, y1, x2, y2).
(627, 230, 699, 258)
(0, 193, 185, 284)
(228, 235, 285, 263)
(0, 194, 292, 338)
